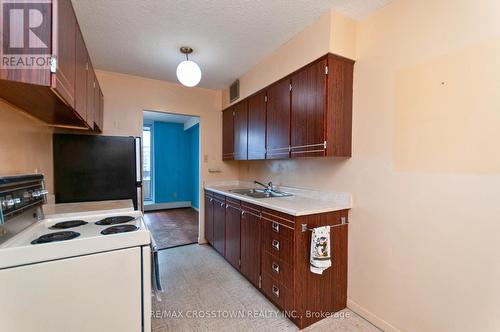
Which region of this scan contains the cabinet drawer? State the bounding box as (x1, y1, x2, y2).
(262, 208, 294, 227)
(213, 193, 226, 202)
(262, 251, 293, 289)
(262, 218, 294, 240)
(261, 272, 293, 311)
(263, 230, 293, 264)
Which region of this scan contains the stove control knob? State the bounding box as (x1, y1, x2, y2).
(23, 192, 31, 199)
(5, 199, 15, 207)
(33, 190, 49, 198)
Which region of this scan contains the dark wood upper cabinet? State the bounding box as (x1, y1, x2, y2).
(0, 0, 103, 130)
(86, 60, 96, 128)
(224, 200, 241, 270)
(290, 58, 327, 157)
(93, 79, 104, 132)
(98, 86, 104, 132)
(240, 205, 261, 288)
(222, 107, 234, 160)
(212, 198, 226, 256)
(74, 26, 88, 124)
(220, 53, 353, 161)
(233, 101, 248, 160)
(266, 79, 291, 159)
(52, 0, 77, 109)
(247, 91, 266, 160)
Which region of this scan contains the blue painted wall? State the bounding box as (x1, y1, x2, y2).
(153, 121, 199, 208)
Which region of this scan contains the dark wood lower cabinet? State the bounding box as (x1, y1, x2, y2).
(212, 196, 226, 256)
(204, 192, 214, 245)
(240, 203, 262, 288)
(224, 199, 241, 270)
(204, 190, 348, 330)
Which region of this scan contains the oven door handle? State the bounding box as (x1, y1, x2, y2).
(150, 236, 163, 299)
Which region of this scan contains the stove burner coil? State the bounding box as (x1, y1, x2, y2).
(31, 231, 81, 245)
(95, 216, 135, 225)
(101, 225, 139, 235)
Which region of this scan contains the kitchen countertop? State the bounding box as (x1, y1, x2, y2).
(42, 199, 135, 219)
(204, 181, 352, 216)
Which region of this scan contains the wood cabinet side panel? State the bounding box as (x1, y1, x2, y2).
(326, 54, 354, 157)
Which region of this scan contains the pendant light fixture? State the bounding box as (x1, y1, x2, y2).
(176, 46, 202, 87)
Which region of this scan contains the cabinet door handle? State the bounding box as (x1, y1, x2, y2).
(241, 211, 245, 217)
(272, 222, 279, 233)
(220, 202, 225, 207)
(272, 262, 280, 274)
(209, 198, 213, 202)
(272, 285, 280, 298)
(272, 240, 280, 251)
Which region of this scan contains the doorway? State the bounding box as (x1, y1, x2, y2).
(142, 110, 200, 250)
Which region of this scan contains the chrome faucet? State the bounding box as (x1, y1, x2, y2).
(254, 180, 275, 191)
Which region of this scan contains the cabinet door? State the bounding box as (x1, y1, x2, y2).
(94, 80, 104, 132)
(240, 210, 261, 287)
(52, 0, 77, 108)
(74, 26, 88, 125)
(290, 58, 327, 157)
(225, 204, 241, 270)
(99, 88, 104, 129)
(86, 61, 95, 128)
(233, 101, 248, 160)
(213, 200, 226, 255)
(247, 91, 266, 160)
(204, 194, 214, 245)
(266, 79, 290, 159)
(222, 108, 234, 160)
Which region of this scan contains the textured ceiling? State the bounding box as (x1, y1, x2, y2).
(72, 0, 392, 89)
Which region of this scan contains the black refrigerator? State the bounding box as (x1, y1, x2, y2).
(53, 134, 142, 210)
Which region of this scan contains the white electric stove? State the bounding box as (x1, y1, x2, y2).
(0, 210, 150, 268)
(0, 175, 156, 332)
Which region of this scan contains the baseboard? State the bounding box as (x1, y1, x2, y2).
(191, 206, 199, 212)
(144, 201, 191, 211)
(347, 298, 402, 332)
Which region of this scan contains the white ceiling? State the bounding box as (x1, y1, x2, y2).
(72, 0, 392, 89)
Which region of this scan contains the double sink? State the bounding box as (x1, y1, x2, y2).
(229, 188, 293, 199)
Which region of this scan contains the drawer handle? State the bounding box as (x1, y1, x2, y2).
(241, 211, 245, 217)
(209, 198, 213, 202)
(272, 262, 280, 274)
(272, 222, 279, 233)
(272, 285, 280, 298)
(220, 202, 225, 207)
(272, 240, 280, 251)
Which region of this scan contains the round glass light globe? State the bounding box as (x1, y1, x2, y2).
(176, 60, 202, 87)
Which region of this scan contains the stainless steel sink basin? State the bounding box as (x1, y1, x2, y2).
(229, 188, 293, 199)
